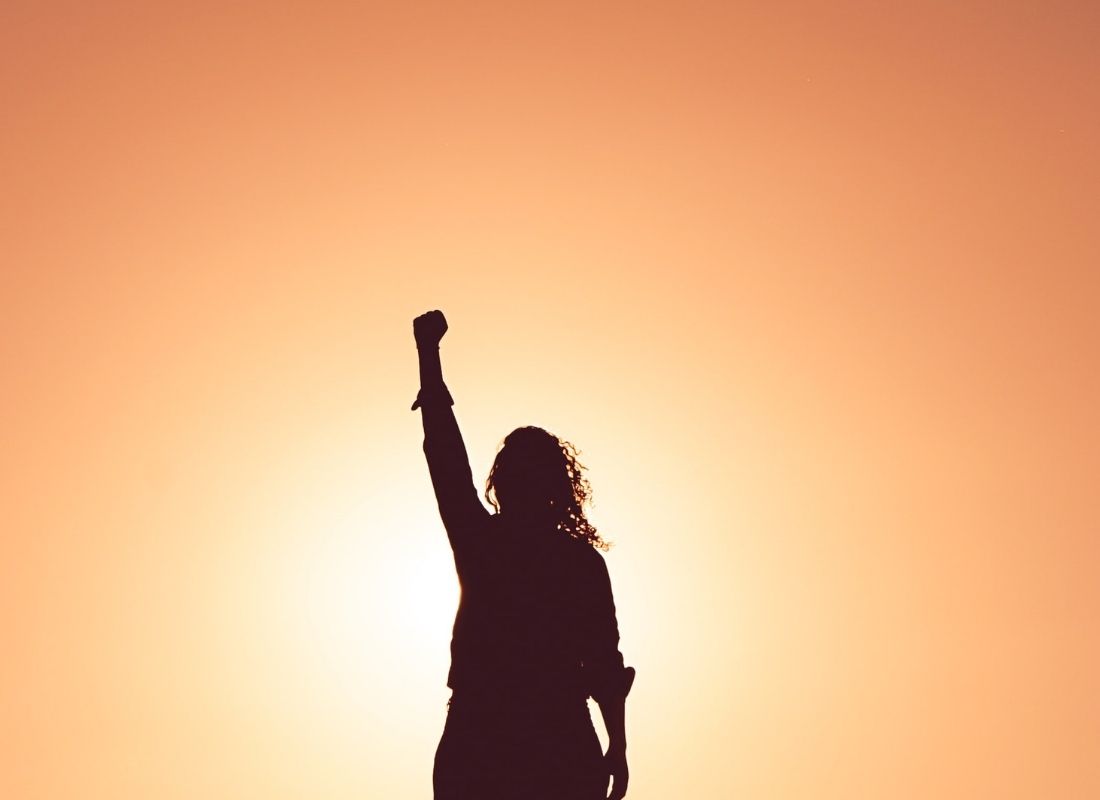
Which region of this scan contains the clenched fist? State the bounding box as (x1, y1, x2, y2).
(413, 309, 448, 349)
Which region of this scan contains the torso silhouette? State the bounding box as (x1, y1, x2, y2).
(417, 382, 626, 708)
(431, 506, 622, 799)
(446, 511, 623, 703)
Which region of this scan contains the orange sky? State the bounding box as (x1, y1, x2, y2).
(2, 2, 1098, 798)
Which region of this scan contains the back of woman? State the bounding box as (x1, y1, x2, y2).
(411, 310, 634, 800)
(437, 518, 611, 800)
(447, 514, 613, 702)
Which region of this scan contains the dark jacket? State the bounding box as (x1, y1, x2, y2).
(416, 384, 629, 705)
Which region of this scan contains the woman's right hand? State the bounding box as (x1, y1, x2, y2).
(413, 309, 448, 348)
(604, 745, 629, 800)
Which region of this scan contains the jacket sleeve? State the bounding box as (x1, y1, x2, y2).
(415, 382, 490, 548)
(581, 551, 635, 705)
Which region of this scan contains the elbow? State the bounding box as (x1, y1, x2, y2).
(586, 663, 635, 704)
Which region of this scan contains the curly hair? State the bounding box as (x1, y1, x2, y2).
(484, 426, 609, 551)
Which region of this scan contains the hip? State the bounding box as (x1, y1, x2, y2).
(434, 693, 605, 800)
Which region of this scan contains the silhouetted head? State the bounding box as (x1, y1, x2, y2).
(485, 426, 608, 550)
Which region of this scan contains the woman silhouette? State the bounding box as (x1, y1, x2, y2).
(411, 310, 634, 800)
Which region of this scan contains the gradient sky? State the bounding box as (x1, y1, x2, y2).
(2, 2, 1098, 798)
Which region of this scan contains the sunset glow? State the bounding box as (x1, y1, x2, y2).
(2, 2, 1098, 798)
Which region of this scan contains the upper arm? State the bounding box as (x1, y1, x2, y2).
(580, 551, 625, 674)
(420, 402, 490, 546)
(423, 435, 490, 540)
(578, 549, 637, 705)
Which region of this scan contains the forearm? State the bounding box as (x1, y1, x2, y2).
(417, 345, 444, 390)
(415, 345, 464, 465)
(597, 695, 627, 753)
(413, 343, 454, 414)
(597, 673, 633, 800)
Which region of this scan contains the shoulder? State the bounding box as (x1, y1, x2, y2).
(563, 536, 609, 575)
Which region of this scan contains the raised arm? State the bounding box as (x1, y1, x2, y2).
(411, 310, 489, 545)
